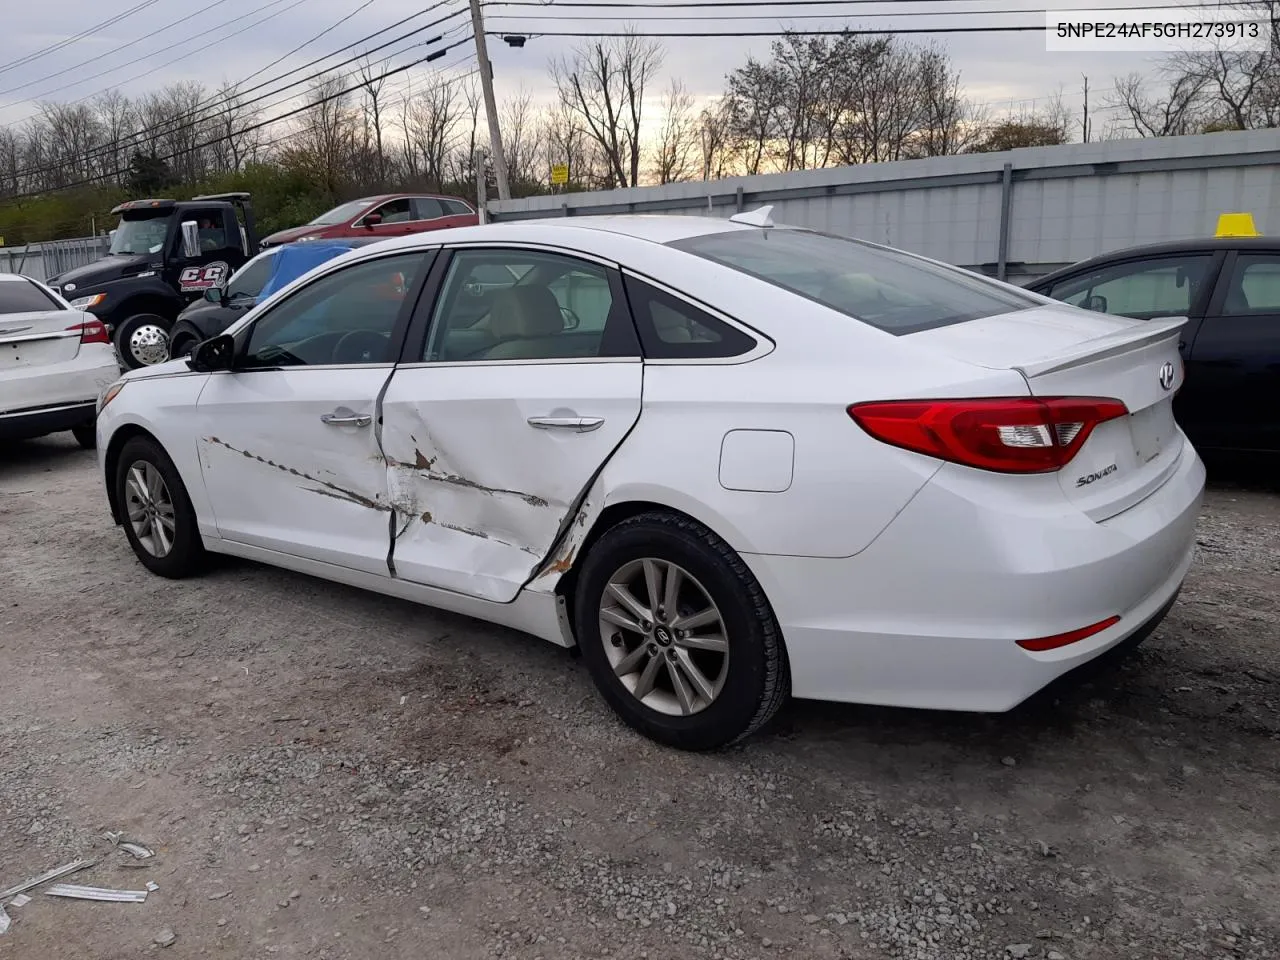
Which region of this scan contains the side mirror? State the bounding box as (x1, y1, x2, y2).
(203, 286, 225, 304)
(1084, 294, 1108, 313)
(180, 220, 200, 259)
(363, 212, 382, 229)
(187, 334, 235, 373)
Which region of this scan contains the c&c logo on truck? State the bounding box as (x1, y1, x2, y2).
(179, 262, 230, 292)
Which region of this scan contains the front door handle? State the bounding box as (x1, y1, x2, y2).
(527, 416, 605, 433)
(321, 411, 372, 427)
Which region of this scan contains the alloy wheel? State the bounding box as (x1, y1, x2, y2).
(597, 558, 730, 717)
(125, 461, 177, 558)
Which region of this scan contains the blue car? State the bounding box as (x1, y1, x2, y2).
(166, 239, 377, 359)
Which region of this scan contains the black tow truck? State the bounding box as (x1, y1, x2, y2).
(47, 193, 258, 369)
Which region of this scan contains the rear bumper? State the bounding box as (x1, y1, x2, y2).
(743, 443, 1205, 711)
(0, 400, 96, 440)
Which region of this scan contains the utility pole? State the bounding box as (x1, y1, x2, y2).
(1082, 74, 1091, 143)
(468, 0, 510, 202)
(475, 148, 489, 224)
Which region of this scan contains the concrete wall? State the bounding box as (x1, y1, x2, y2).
(488, 130, 1280, 283)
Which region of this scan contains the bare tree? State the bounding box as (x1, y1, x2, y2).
(697, 99, 732, 181)
(206, 84, 263, 174)
(500, 89, 546, 191)
(358, 57, 389, 187)
(282, 74, 360, 199)
(652, 79, 698, 184)
(400, 76, 463, 190)
(1110, 71, 1209, 137)
(550, 31, 664, 188)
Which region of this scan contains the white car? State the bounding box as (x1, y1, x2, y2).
(1, 272, 121, 449)
(95, 212, 1205, 749)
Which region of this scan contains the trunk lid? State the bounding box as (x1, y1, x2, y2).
(0, 310, 83, 370)
(909, 304, 1187, 521)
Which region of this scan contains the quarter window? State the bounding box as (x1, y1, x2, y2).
(623, 276, 757, 359)
(1219, 254, 1280, 315)
(1046, 255, 1213, 319)
(424, 249, 638, 362)
(243, 252, 428, 367)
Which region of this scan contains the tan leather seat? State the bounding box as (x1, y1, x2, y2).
(481, 286, 567, 360)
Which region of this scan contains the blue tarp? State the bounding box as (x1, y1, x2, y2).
(257, 242, 359, 300)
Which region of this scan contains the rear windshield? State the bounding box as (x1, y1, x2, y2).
(670, 229, 1038, 335)
(0, 278, 61, 314)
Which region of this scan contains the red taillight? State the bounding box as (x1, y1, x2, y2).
(67, 320, 110, 345)
(1016, 616, 1120, 652)
(847, 396, 1128, 474)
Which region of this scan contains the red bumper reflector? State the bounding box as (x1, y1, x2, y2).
(1016, 616, 1121, 652)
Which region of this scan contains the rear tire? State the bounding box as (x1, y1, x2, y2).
(114, 313, 172, 369)
(114, 436, 205, 578)
(573, 510, 790, 751)
(71, 423, 97, 449)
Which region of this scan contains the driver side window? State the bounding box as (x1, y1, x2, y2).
(243, 252, 428, 368)
(1046, 255, 1212, 318)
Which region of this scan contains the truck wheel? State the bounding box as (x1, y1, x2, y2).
(115, 313, 172, 369)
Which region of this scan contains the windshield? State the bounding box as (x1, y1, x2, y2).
(225, 252, 276, 299)
(110, 215, 169, 256)
(307, 198, 378, 226)
(670, 229, 1038, 335)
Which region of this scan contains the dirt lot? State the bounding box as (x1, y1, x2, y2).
(1, 436, 1277, 960)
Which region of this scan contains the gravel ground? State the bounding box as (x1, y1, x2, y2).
(1, 435, 1277, 960)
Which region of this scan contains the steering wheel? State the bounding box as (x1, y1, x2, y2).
(559, 305, 581, 330)
(332, 330, 389, 365)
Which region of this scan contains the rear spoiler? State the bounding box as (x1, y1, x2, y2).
(1013, 316, 1187, 379)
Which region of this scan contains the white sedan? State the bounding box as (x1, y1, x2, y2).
(95, 212, 1205, 749)
(1, 272, 120, 448)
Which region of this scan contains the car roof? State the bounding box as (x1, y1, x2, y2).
(1031, 236, 1279, 286)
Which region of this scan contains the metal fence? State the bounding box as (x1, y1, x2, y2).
(489, 129, 1280, 283)
(0, 235, 111, 284)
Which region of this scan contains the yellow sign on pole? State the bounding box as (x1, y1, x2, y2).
(550, 163, 569, 186)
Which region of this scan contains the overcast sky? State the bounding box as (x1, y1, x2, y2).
(0, 0, 1174, 136)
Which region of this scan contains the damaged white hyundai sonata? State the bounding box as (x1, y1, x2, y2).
(96, 210, 1205, 750)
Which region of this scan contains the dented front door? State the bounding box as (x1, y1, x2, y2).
(197, 368, 396, 577)
(379, 360, 642, 602)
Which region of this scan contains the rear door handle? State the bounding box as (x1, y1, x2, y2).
(527, 416, 605, 433)
(321, 412, 372, 427)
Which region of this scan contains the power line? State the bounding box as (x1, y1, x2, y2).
(235, 0, 384, 91)
(489, 24, 1053, 35)
(7, 35, 476, 198)
(0, 0, 240, 99)
(6, 3, 470, 179)
(2, 0, 462, 133)
(1, 0, 303, 113)
(492, 1, 1233, 19)
(0, 0, 164, 77)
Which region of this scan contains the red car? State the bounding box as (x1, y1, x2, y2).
(260, 193, 478, 248)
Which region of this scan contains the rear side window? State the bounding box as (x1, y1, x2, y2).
(0, 278, 61, 314)
(670, 229, 1037, 335)
(1220, 253, 1280, 315)
(623, 276, 757, 359)
(442, 199, 473, 215)
(414, 197, 445, 219)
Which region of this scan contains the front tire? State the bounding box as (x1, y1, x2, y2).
(574, 511, 790, 750)
(168, 332, 198, 360)
(114, 313, 172, 369)
(71, 423, 97, 449)
(114, 436, 205, 578)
